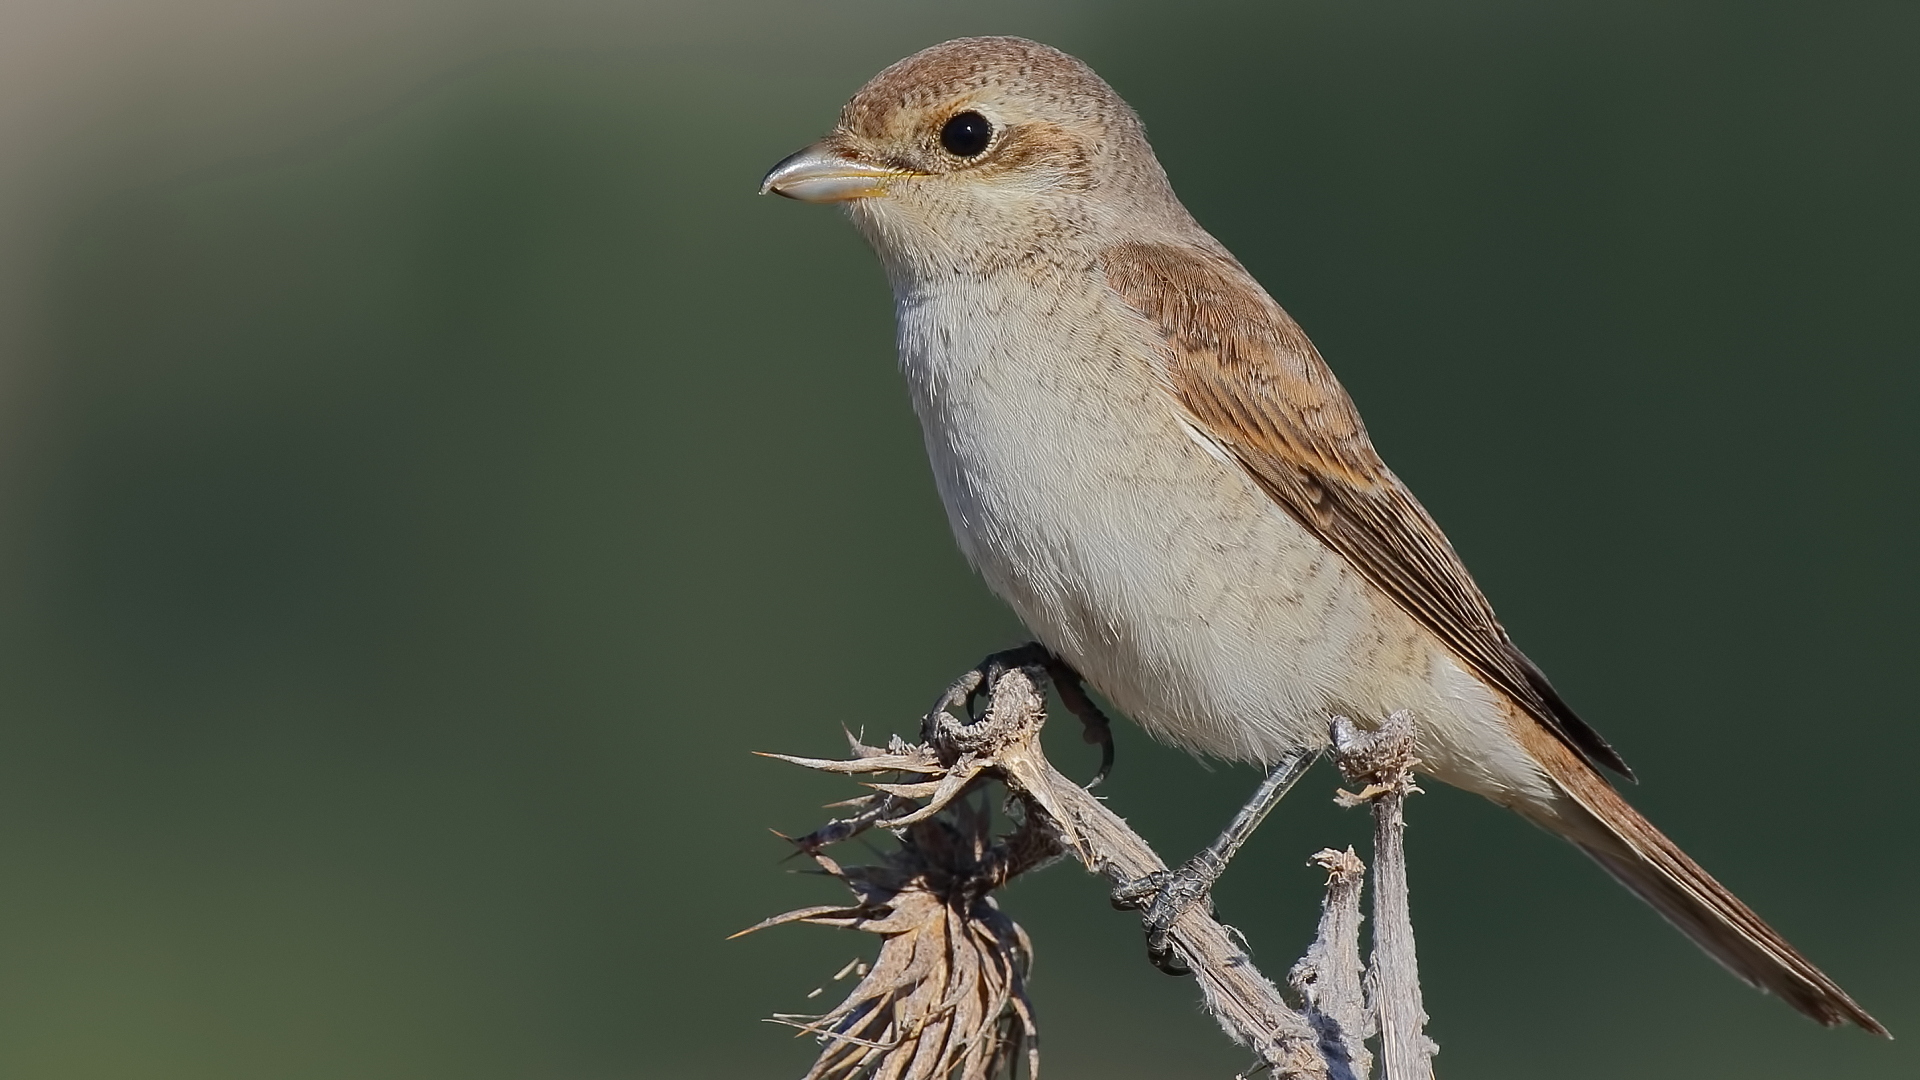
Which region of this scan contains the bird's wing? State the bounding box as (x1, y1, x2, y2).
(1102, 239, 1631, 778)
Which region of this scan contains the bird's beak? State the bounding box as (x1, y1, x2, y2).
(760, 140, 900, 202)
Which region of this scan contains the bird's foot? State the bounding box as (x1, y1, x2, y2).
(1111, 748, 1319, 976)
(1110, 852, 1229, 976)
(923, 643, 1054, 738)
(923, 642, 1115, 787)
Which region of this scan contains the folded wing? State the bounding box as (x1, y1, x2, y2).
(1102, 240, 1631, 779)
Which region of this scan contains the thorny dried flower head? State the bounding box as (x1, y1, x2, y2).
(737, 735, 1060, 1080)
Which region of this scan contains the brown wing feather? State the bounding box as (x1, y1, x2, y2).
(1103, 240, 1631, 778)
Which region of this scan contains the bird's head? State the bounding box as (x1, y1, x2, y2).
(761, 37, 1189, 279)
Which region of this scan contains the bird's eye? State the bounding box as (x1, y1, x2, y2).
(939, 111, 994, 158)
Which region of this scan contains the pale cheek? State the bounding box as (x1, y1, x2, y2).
(854, 178, 1085, 263)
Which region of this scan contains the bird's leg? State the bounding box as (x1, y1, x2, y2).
(1112, 748, 1318, 975)
(1039, 655, 1116, 788)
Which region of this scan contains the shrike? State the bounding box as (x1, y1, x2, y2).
(761, 35, 1881, 1034)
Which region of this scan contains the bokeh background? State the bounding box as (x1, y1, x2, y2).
(0, 1, 1914, 1077)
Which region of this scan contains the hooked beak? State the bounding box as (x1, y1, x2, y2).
(760, 140, 902, 202)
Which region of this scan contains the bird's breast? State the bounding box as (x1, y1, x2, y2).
(891, 269, 1464, 765)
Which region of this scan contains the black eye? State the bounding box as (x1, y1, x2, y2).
(939, 111, 994, 157)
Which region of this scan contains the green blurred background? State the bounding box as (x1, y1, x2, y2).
(0, 1, 1913, 1076)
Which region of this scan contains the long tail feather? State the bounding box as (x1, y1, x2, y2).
(1514, 721, 1887, 1036)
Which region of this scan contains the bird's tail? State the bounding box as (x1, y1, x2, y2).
(1512, 720, 1888, 1035)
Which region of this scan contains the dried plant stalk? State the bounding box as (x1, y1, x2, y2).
(1334, 713, 1438, 1080)
(1288, 847, 1374, 1080)
(745, 660, 1436, 1080)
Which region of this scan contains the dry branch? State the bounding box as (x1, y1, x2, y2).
(1288, 847, 1373, 1079)
(1334, 714, 1439, 1080)
(744, 659, 1436, 1079)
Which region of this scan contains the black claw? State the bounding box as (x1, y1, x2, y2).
(1089, 729, 1116, 789)
(963, 679, 990, 723)
(1148, 940, 1191, 977)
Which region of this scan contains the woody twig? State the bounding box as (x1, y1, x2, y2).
(743, 659, 1434, 1079)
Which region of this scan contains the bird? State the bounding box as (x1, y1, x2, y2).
(760, 35, 1884, 1035)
